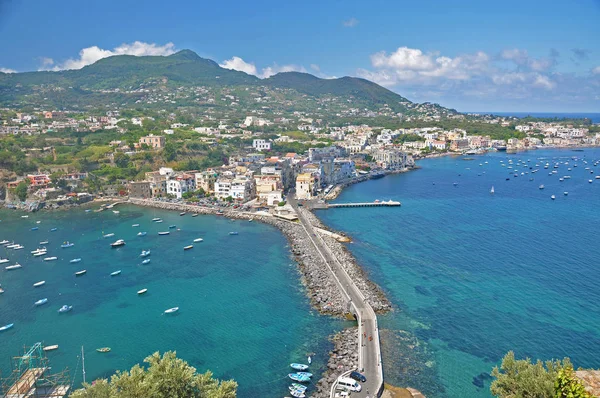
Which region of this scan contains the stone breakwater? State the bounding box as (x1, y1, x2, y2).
(312, 328, 359, 398)
(299, 207, 392, 313)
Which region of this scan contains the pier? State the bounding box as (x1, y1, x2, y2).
(328, 200, 401, 208)
(288, 193, 385, 398)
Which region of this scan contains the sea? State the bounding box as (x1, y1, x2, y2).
(472, 112, 600, 123)
(0, 207, 345, 397)
(319, 147, 600, 397)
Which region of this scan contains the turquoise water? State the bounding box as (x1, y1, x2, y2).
(0, 206, 343, 396)
(319, 148, 600, 397)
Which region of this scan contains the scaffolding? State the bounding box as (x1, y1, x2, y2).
(1, 343, 70, 398)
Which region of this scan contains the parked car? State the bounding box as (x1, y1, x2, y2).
(349, 371, 366, 383)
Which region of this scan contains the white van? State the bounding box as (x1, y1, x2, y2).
(337, 376, 362, 392)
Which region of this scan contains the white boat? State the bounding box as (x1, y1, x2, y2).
(31, 248, 46, 254)
(0, 323, 14, 331)
(137, 232, 147, 236)
(21, 215, 29, 218)
(43, 345, 58, 351)
(110, 270, 121, 276)
(229, 232, 239, 235)
(140, 250, 151, 257)
(137, 288, 148, 295)
(110, 239, 125, 248)
(58, 305, 72, 313)
(539, 185, 544, 190)
(33, 281, 46, 287)
(61, 242, 74, 248)
(35, 298, 48, 306)
(0, 258, 9, 264)
(151, 218, 161, 222)
(5, 264, 22, 270)
(33, 251, 47, 257)
(13, 245, 24, 250)
(39, 241, 49, 245)
(589, 179, 593, 183)
(164, 307, 179, 314)
(564, 192, 569, 196)
(132, 224, 140, 227)
(103, 233, 115, 238)
(183, 245, 193, 250)
(155, 219, 164, 223)
(112, 210, 120, 214)
(43, 257, 58, 261)
(158, 231, 170, 235)
(70, 258, 82, 263)
(0, 240, 9, 245)
(5, 244, 18, 249)
(193, 238, 204, 243)
(490, 186, 494, 194)
(141, 259, 151, 265)
(75, 270, 87, 276)
(551, 195, 556, 200)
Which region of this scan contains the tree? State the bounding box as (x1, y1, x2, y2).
(163, 142, 177, 162)
(555, 366, 592, 398)
(490, 351, 571, 398)
(69, 351, 237, 398)
(15, 181, 29, 201)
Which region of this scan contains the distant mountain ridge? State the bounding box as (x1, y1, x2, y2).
(0, 50, 456, 115)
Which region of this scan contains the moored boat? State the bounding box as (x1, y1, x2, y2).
(110, 270, 121, 276)
(0, 258, 8, 264)
(141, 259, 151, 265)
(110, 239, 125, 247)
(58, 305, 73, 313)
(43, 256, 58, 261)
(168, 225, 176, 229)
(39, 241, 49, 245)
(179, 212, 186, 216)
(33, 280, 46, 287)
(183, 245, 193, 250)
(50, 228, 58, 232)
(137, 288, 148, 295)
(288, 373, 310, 383)
(158, 231, 170, 235)
(75, 270, 87, 276)
(33, 251, 47, 257)
(43, 345, 58, 351)
(290, 363, 309, 371)
(193, 238, 204, 242)
(296, 372, 312, 378)
(229, 232, 238, 235)
(132, 224, 140, 227)
(5, 263, 22, 270)
(151, 217, 161, 222)
(191, 213, 198, 217)
(61, 242, 74, 248)
(164, 307, 179, 314)
(31, 227, 39, 231)
(103, 233, 115, 238)
(0, 323, 14, 331)
(13, 245, 24, 250)
(97, 347, 111, 353)
(137, 232, 147, 236)
(70, 258, 82, 263)
(35, 298, 48, 306)
(0, 240, 9, 245)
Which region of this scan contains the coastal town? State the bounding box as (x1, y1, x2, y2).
(1, 108, 598, 209)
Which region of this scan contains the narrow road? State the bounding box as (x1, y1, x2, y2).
(287, 193, 383, 398)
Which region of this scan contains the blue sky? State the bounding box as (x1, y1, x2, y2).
(0, 0, 599, 112)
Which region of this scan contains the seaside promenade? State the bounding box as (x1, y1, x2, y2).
(287, 193, 384, 398)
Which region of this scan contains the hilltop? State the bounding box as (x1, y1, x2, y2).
(0, 50, 456, 118)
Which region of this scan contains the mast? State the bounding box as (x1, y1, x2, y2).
(81, 346, 86, 384)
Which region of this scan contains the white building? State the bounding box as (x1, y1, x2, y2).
(166, 174, 195, 199)
(252, 139, 271, 152)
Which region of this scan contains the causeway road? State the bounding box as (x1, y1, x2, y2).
(287, 193, 383, 398)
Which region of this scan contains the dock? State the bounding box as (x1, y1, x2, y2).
(328, 200, 401, 208)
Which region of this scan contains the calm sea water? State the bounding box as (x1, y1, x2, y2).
(0, 206, 344, 396)
(319, 148, 600, 397)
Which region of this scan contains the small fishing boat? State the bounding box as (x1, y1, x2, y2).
(551, 195, 556, 200)
(58, 305, 72, 313)
(564, 192, 569, 196)
(35, 298, 48, 306)
(158, 231, 170, 236)
(539, 185, 544, 190)
(183, 245, 193, 250)
(589, 179, 593, 183)
(155, 219, 164, 223)
(31, 227, 39, 231)
(50, 228, 58, 232)
(191, 214, 198, 217)
(288, 373, 311, 383)
(151, 217, 161, 222)
(112, 210, 120, 214)
(43, 257, 58, 261)
(289, 389, 305, 398)
(13, 245, 24, 250)
(179, 212, 186, 216)
(75, 270, 87, 276)
(290, 363, 309, 371)
(103, 233, 115, 238)
(132, 224, 140, 227)
(61, 242, 74, 248)
(193, 238, 204, 242)
(21, 215, 29, 218)
(39, 241, 49, 245)
(137, 288, 148, 295)
(490, 186, 494, 194)
(97, 347, 111, 353)
(0, 323, 14, 331)
(164, 307, 179, 314)
(33, 251, 47, 257)
(70, 258, 82, 263)
(307, 356, 312, 364)
(5, 264, 22, 270)
(0, 287, 3, 294)
(0, 259, 8, 264)
(43, 345, 59, 351)
(137, 232, 147, 236)
(33, 281, 46, 287)
(110, 270, 121, 276)
(291, 383, 308, 391)
(140, 250, 151, 257)
(296, 372, 312, 378)
(141, 259, 151, 265)
(229, 232, 238, 236)
(110, 239, 125, 247)
(168, 225, 176, 229)
(85, 209, 91, 213)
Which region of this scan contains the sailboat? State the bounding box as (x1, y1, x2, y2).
(490, 186, 495, 194)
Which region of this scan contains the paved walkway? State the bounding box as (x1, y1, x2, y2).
(288, 194, 384, 398)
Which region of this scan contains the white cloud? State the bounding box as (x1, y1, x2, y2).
(343, 18, 359, 27)
(0, 67, 16, 73)
(310, 64, 320, 72)
(261, 64, 307, 78)
(219, 56, 257, 76)
(532, 74, 555, 89)
(46, 41, 176, 71)
(593, 66, 600, 75)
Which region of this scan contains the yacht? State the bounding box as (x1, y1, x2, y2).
(0, 259, 9, 264)
(33, 251, 47, 257)
(110, 239, 125, 248)
(5, 263, 22, 270)
(0, 240, 9, 245)
(43, 256, 58, 261)
(58, 305, 73, 313)
(140, 250, 151, 257)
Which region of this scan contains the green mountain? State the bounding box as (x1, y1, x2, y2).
(0, 50, 456, 116)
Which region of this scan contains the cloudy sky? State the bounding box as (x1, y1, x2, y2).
(0, 0, 598, 112)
